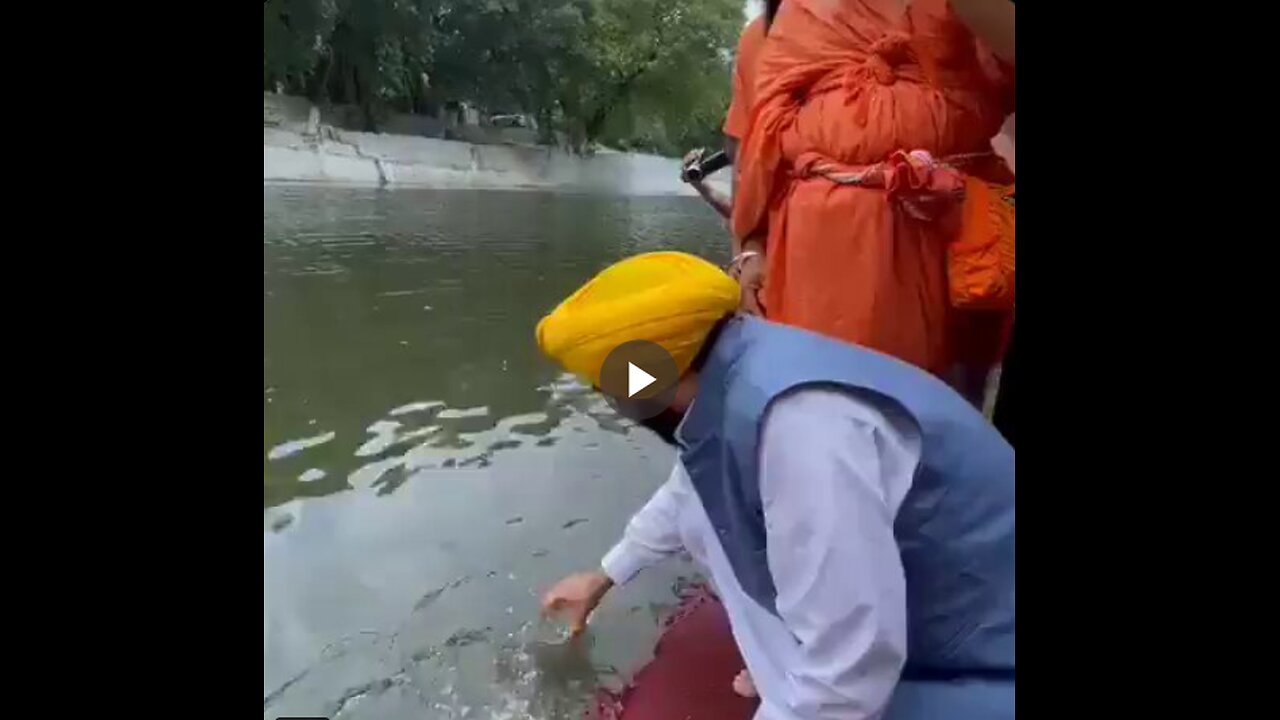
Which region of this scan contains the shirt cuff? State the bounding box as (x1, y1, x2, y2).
(601, 538, 651, 586)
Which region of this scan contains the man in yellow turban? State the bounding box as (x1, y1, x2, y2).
(538, 252, 1016, 720)
(536, 251, 740, 443)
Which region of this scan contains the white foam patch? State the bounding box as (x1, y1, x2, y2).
(268, 431, 336, 460)
(356, 420, 403, 458)
(298, 468, 327, 483)
(389, 400, 446, 417)
(437, 406, 490, 420)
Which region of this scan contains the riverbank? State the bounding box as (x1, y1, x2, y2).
(263, 93, 730, 195)
(265, 126, 730, 197)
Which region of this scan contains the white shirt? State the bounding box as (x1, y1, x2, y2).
(602, 388, 923, 720)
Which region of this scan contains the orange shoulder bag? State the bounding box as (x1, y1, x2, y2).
(949, 176, 1015, 310)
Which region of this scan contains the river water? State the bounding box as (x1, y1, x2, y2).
(264, 186, 729, 719)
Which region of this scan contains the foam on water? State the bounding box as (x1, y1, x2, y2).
(268, 430, 337, 460)
(266, 369, 642, 508)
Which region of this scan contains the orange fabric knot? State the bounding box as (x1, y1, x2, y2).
(840, 31, 913, 109)
(866, 32, 911, 85)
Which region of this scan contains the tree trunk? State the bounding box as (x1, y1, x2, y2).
(584, 51, 659, 142)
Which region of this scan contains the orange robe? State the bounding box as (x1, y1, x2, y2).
(732, 0, 1013, 376)
(722, 16, 766, 142)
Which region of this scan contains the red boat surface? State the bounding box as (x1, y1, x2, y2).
(596, 585, 758, 720)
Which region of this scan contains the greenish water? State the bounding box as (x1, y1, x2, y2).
(263, 186, 728, 719)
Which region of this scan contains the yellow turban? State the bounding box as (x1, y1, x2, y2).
(536, 252, 740, 387)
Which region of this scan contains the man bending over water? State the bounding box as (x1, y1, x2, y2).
(537, 252, 1014, 720)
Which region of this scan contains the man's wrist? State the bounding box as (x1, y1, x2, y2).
(734, 238, 763, 255)
(729, 250, 761, 274)
(601, 540, 647, 585)
(591, 572, 615, 601)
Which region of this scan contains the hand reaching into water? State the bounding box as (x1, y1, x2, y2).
(541, 570, 614, 638)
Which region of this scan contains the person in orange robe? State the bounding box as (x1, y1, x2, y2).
(722, 15, 767, 164)
(732, 0, 1014, 383)
(685, 2, 780, 315)
(684, 8, 768, 222)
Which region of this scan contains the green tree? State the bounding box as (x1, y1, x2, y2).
(262, 0, 742, 154)
(265, 0, 440, 128)
(263, 0, 338, 94)
(554, 0, 740, 154)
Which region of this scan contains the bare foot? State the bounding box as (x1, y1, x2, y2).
(732, 669, 758, 698)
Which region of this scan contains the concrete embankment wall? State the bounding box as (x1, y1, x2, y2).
(263, 127, 729, 197)
(263, 94, 730, 197)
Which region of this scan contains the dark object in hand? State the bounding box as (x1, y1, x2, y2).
(682, 150, 731, 182)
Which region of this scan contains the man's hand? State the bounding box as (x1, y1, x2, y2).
(680, 148, 707, 185)
(682, 146, 733, 218)
(540, 570, 615, 637)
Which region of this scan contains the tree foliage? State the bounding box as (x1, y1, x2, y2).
(263, 0, 742, 154)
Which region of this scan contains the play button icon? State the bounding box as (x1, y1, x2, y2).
(598, 340, 679, 420)
(628, 362, 657, 397)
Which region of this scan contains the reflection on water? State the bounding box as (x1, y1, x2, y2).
(264, 186, 725, 718)
(265, 186, 727, 509)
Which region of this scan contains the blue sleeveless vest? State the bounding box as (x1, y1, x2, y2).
(678, 316, 1015, 685)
